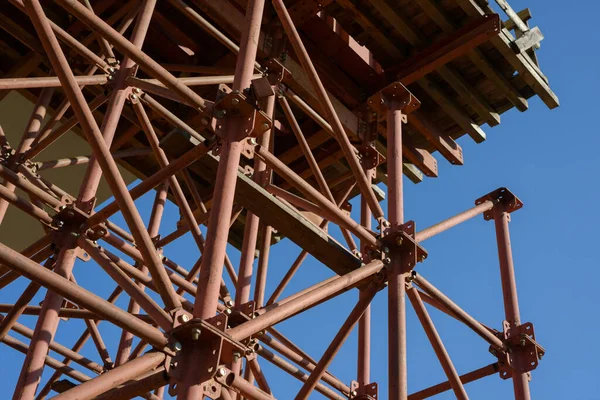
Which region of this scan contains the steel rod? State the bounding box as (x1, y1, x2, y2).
(408, 363, 498, 399)
(255, 146, 376, 246)
(358, 149, 374, 391)
(412, 273, 506, 350)
(0, 241, 168, 348)
(228, 259, 384, 341)
(52, 352, 166, 400)
(296, 283, 379, 398)
(256, 346, 346, 400)
(86, 140, 211, 227)
(386, 101, 408, 400)
(407, 287, 469, 400)
(415, 200, 494, 242)
(0, 74, 107, 90)
(218, 369, 274, 400)
(271, 0, 383, 219)
(493, 205, 531, 399)
(55, 0, 208, 111)
(178, 0, 266, 397)
(35, 287, 124, 400)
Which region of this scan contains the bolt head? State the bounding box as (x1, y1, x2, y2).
(224, 308, 232, 315)
(172, 342, 182, 352)
(217, 367, 226, 377)
(225, 300, 234, 307)
(383, 247, 390, 253)
(191, 327, 201, 341)
(351, 390, 358, 397)
(56, 221, 64, 228)
(130, 94, 137, 100)
(231, 98, 240, 105)
(384, 257, 391, 265)
(108, 67, 115, 73)
(201, 117, 210, 126)
(249, 137, 257, 145)
(133, 87, 141, 94)
(179, 314, 190, 323)
(59, 205, 66, 211)
(262, 122, 270, 130)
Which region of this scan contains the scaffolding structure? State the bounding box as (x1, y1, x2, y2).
(0, 0, 558, 399)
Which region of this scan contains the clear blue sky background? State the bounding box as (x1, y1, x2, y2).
(0, 0, 597, 398)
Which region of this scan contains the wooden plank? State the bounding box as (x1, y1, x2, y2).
(454, 0, 559, 109)
(410, 111, 463, 165)
(417, 76, 487, 143)
(367, 0, 500, 128)
(386, 15, 501, 86)
(287, 0, 333, 27)
(415, 0, 528, 111)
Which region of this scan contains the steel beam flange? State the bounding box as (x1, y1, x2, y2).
(366, 82, 421, 121)
(475, 187, 523, 220)
(381, 221, 428, 273)
(350, 380, 378, 399)
(494, 321, 545, 380)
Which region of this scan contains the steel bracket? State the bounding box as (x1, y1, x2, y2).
(475, 187, 523, 221)
(264, 58, 291, 86)
(495, 321, 544, 380)
(53, 205, 89, 233)
(359, 145, 385, 170)
(229, 301, 256, 329)
(213, 86, 272, 141)
(380, 221, 428, 273)
(350, 380, 378, 399)
(366, 82, 420, 121)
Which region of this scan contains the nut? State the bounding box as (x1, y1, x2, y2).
(179, 314, 190, 323)
(216, 367, 226, 377)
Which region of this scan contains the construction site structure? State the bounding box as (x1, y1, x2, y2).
(0, 0, 558, 399)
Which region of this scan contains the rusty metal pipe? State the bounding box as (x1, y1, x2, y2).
(271, 0, 383, 219)
(415, 200, 494, 242)
(493, 206, 530, 399)
(55, 0, 207, 111)
(228, 259, 383, 341)
(408, 363, 498, 399)
(407, 288, 469, 400)
(86, 140, 211, 227)
(256, 346, 345, 400)
(3, 334, 92, 383)
(386, 102, 408, 400)
(0, 74, 107, 90)
(0, 241, 168, 348)
(217, 369, 274, 400)
(52, 352, 166, 400)
(412, 273, 506, 350)
(35, 148, 151, 170)
(255, 146, 376, 246)
(296, 283, 379, 398)
(80, 239, 174, 331)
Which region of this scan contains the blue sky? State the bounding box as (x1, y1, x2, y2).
(1, 0, 598, 398)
